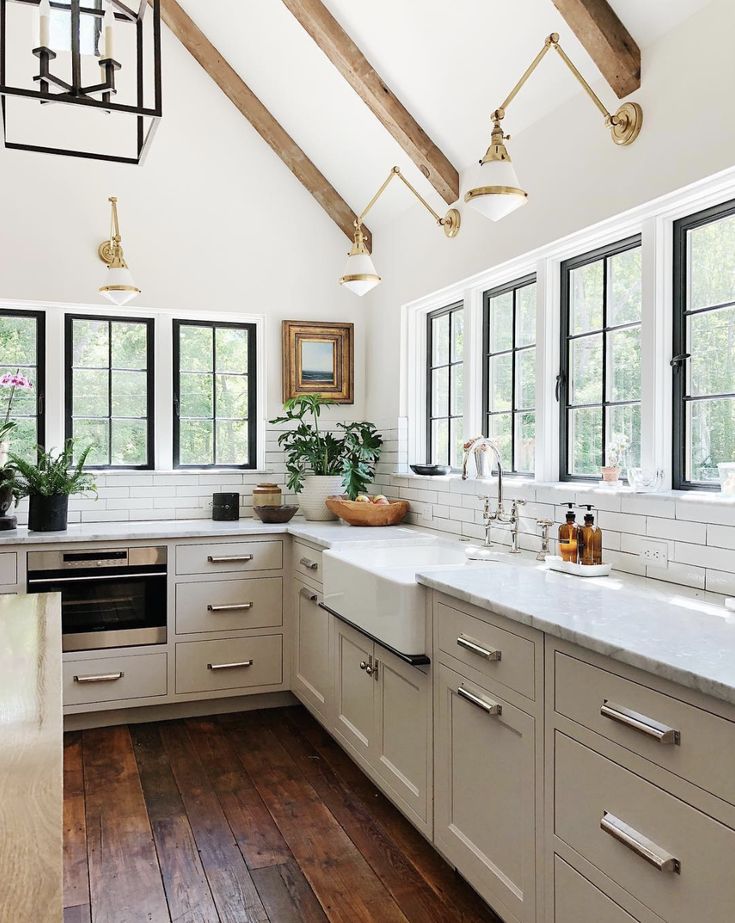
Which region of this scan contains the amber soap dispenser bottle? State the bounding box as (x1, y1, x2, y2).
(579, 505, 603, 566)
(558, 503, 580, 563)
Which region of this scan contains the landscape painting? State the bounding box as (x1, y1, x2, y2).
(282, 320, 354, 403)
(300, 339, 335, 384)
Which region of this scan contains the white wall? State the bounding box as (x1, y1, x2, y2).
(0, 20, 365, 419)
(363, 0, 735, 421)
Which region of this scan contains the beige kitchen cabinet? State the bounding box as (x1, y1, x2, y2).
(332, 617, 431, 828)
(434, 661, 537, 923)
(292, 578, 331, 721)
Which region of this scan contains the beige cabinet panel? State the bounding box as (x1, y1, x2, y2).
(175, 634, 283, 694)
(293, 580, 331, 719)
(554, 651, 735, 806)
(333, 619, 376, 760)
(374, 651, 430, 822)
(554, 856, 642, 923)
(176, 540, 283, 575)
(176, 577, 283, 634)
(436, 599, 536, 700)
(0, 552, 17, 585)
(554, 732, 735, 923)
(435, 663, 536, 923)
(63, 652, 167, 706)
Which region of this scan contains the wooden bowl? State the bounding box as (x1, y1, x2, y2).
(325, 497, 409, 527)
(253, 504, 299, 523)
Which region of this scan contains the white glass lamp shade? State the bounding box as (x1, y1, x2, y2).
(339, 249, 381, 297)
(99, 264, 141, 306)
(463, 157, 528, 222)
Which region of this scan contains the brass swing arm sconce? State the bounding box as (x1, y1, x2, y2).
(493, 33, 642, 147)
(356, 165, 461, 241)
(339, 166, 460, 296)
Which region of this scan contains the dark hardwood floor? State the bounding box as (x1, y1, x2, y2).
(63, 705, 502, 923)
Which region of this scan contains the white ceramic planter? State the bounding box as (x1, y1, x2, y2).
(299, 475, 344, 521)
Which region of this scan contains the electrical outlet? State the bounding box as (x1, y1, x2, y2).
(639, 539, 669, 568)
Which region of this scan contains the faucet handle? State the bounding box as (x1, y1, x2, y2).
(536, 517, 553, 526)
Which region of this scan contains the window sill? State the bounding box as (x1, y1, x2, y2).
(100, 468, 276, 477)
(391, 471, 735, 504)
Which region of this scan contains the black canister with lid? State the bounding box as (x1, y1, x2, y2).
(212, 492, 240, 521)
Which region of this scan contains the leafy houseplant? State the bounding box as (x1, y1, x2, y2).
(602, 433, 630, 485)
(0, 461, 20, 531)
(270, 395, 383, 521)
(11, 440, 97, 532)
(0, 369, 34, 463)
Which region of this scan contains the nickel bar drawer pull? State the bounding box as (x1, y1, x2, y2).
(601, 700, 681, 745)
(600, 812, 681, 873)
(456, 634, 502, 661)
(457, 686, 502, 716)
(299, 587, 318, 602)
(299, 557, 319, 570)
(207, 602, 253, 613)
(207, 660, 254, 671)
(207, 554, 254, 564)
(73, 672, 124, 684)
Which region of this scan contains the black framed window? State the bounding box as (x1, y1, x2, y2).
(173, 320, 256, 468)
(673, 199, 735, 489)
(559, 236, 642, 480)
(427, 303, 463, 468)
(0, 309, 45, 461)
(65, 315, 154, 469)
(483, 275, 537, 474)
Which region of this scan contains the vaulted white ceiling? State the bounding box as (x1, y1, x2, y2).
(174, 0, 712, 230)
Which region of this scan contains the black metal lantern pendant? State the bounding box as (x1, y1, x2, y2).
(0, 0, 162, 163)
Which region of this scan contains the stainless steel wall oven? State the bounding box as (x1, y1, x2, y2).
(27, 546, 167, 652)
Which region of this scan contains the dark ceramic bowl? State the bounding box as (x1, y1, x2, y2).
(253, 504, 299, 524)
(410, 464, 451, 476)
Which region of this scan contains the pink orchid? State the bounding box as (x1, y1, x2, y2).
(0, 372, 32, 390)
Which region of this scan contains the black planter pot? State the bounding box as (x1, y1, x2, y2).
(28, 493, 69, 532)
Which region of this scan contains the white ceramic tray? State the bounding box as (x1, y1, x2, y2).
(546, 555, 612, 577)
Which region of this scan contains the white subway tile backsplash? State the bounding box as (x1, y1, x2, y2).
(707, 524, 735, 550)
(674, 541, 735, 572)
(647, 516, 706, 544)
(597, 511, 647, 535)
(705, 569, 735, 597)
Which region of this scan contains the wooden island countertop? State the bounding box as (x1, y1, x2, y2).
(0, 592, 62, 923)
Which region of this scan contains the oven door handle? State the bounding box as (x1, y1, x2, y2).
(28, 572, 167, 584)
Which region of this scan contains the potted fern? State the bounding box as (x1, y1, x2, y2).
(11, 440, 97, 532)
(270, 395, 383, 521)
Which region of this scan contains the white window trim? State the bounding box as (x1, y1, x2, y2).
(0, 298, 267, 472)
(402, 162, 735, 490)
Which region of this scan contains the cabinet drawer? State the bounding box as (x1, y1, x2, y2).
(555, 733, 735, 923)
(176, 577, 283, 634)
(436, 599, 535, 700)
(554, 856, 644, 923)
(555, 651, 735, 806)
(0, 551, 17, 585)
(176, 540, 283, 575)
(293, 541, 322, 582)
(175, 634, 283, 694)
(63, 652, 167, 706)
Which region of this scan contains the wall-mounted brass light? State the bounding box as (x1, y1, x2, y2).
(98, 196, 140, 306)
(340, 166, 461, 296)
(464, 33, 643, 222)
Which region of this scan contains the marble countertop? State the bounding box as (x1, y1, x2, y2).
(417, 563, 735, 706)
(0, 592, 63, 919)
(0, 517, 433, 550)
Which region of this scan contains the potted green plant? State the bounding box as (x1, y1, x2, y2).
(0, 461, 20, 531)
(11, 440, 97, 532)
(270, 395, 383, 521)
(0, 369, 34, 464)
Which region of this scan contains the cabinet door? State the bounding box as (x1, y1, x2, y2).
(374, 650, 431, 823)
(333, 619, 375, 760)
(292, 580, 331, 720)
(435, 663, 536, 923)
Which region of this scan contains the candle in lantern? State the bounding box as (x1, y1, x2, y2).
(38, 0, 50, 48)
(103, 1, 115, 59)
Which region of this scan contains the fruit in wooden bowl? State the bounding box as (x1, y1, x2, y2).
(325, 495, 409, 526)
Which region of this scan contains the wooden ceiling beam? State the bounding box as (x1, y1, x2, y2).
(551, 0, 640, 98)
(156, 0, 370, 249)
(281, 0, 459, 206)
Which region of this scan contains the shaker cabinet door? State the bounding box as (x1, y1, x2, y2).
(332, 619, 376, 760)
(292, 579, 331, 720)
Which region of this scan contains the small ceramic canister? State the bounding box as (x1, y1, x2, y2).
(252, 483, 282, 507)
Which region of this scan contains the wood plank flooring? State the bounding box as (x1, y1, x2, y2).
(64, 706, 502, 923)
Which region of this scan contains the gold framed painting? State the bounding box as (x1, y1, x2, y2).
(282, 320, 354, 404)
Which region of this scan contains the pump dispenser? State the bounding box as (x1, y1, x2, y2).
(558, 503, 579, 563)
(579, 505, 603, 566)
